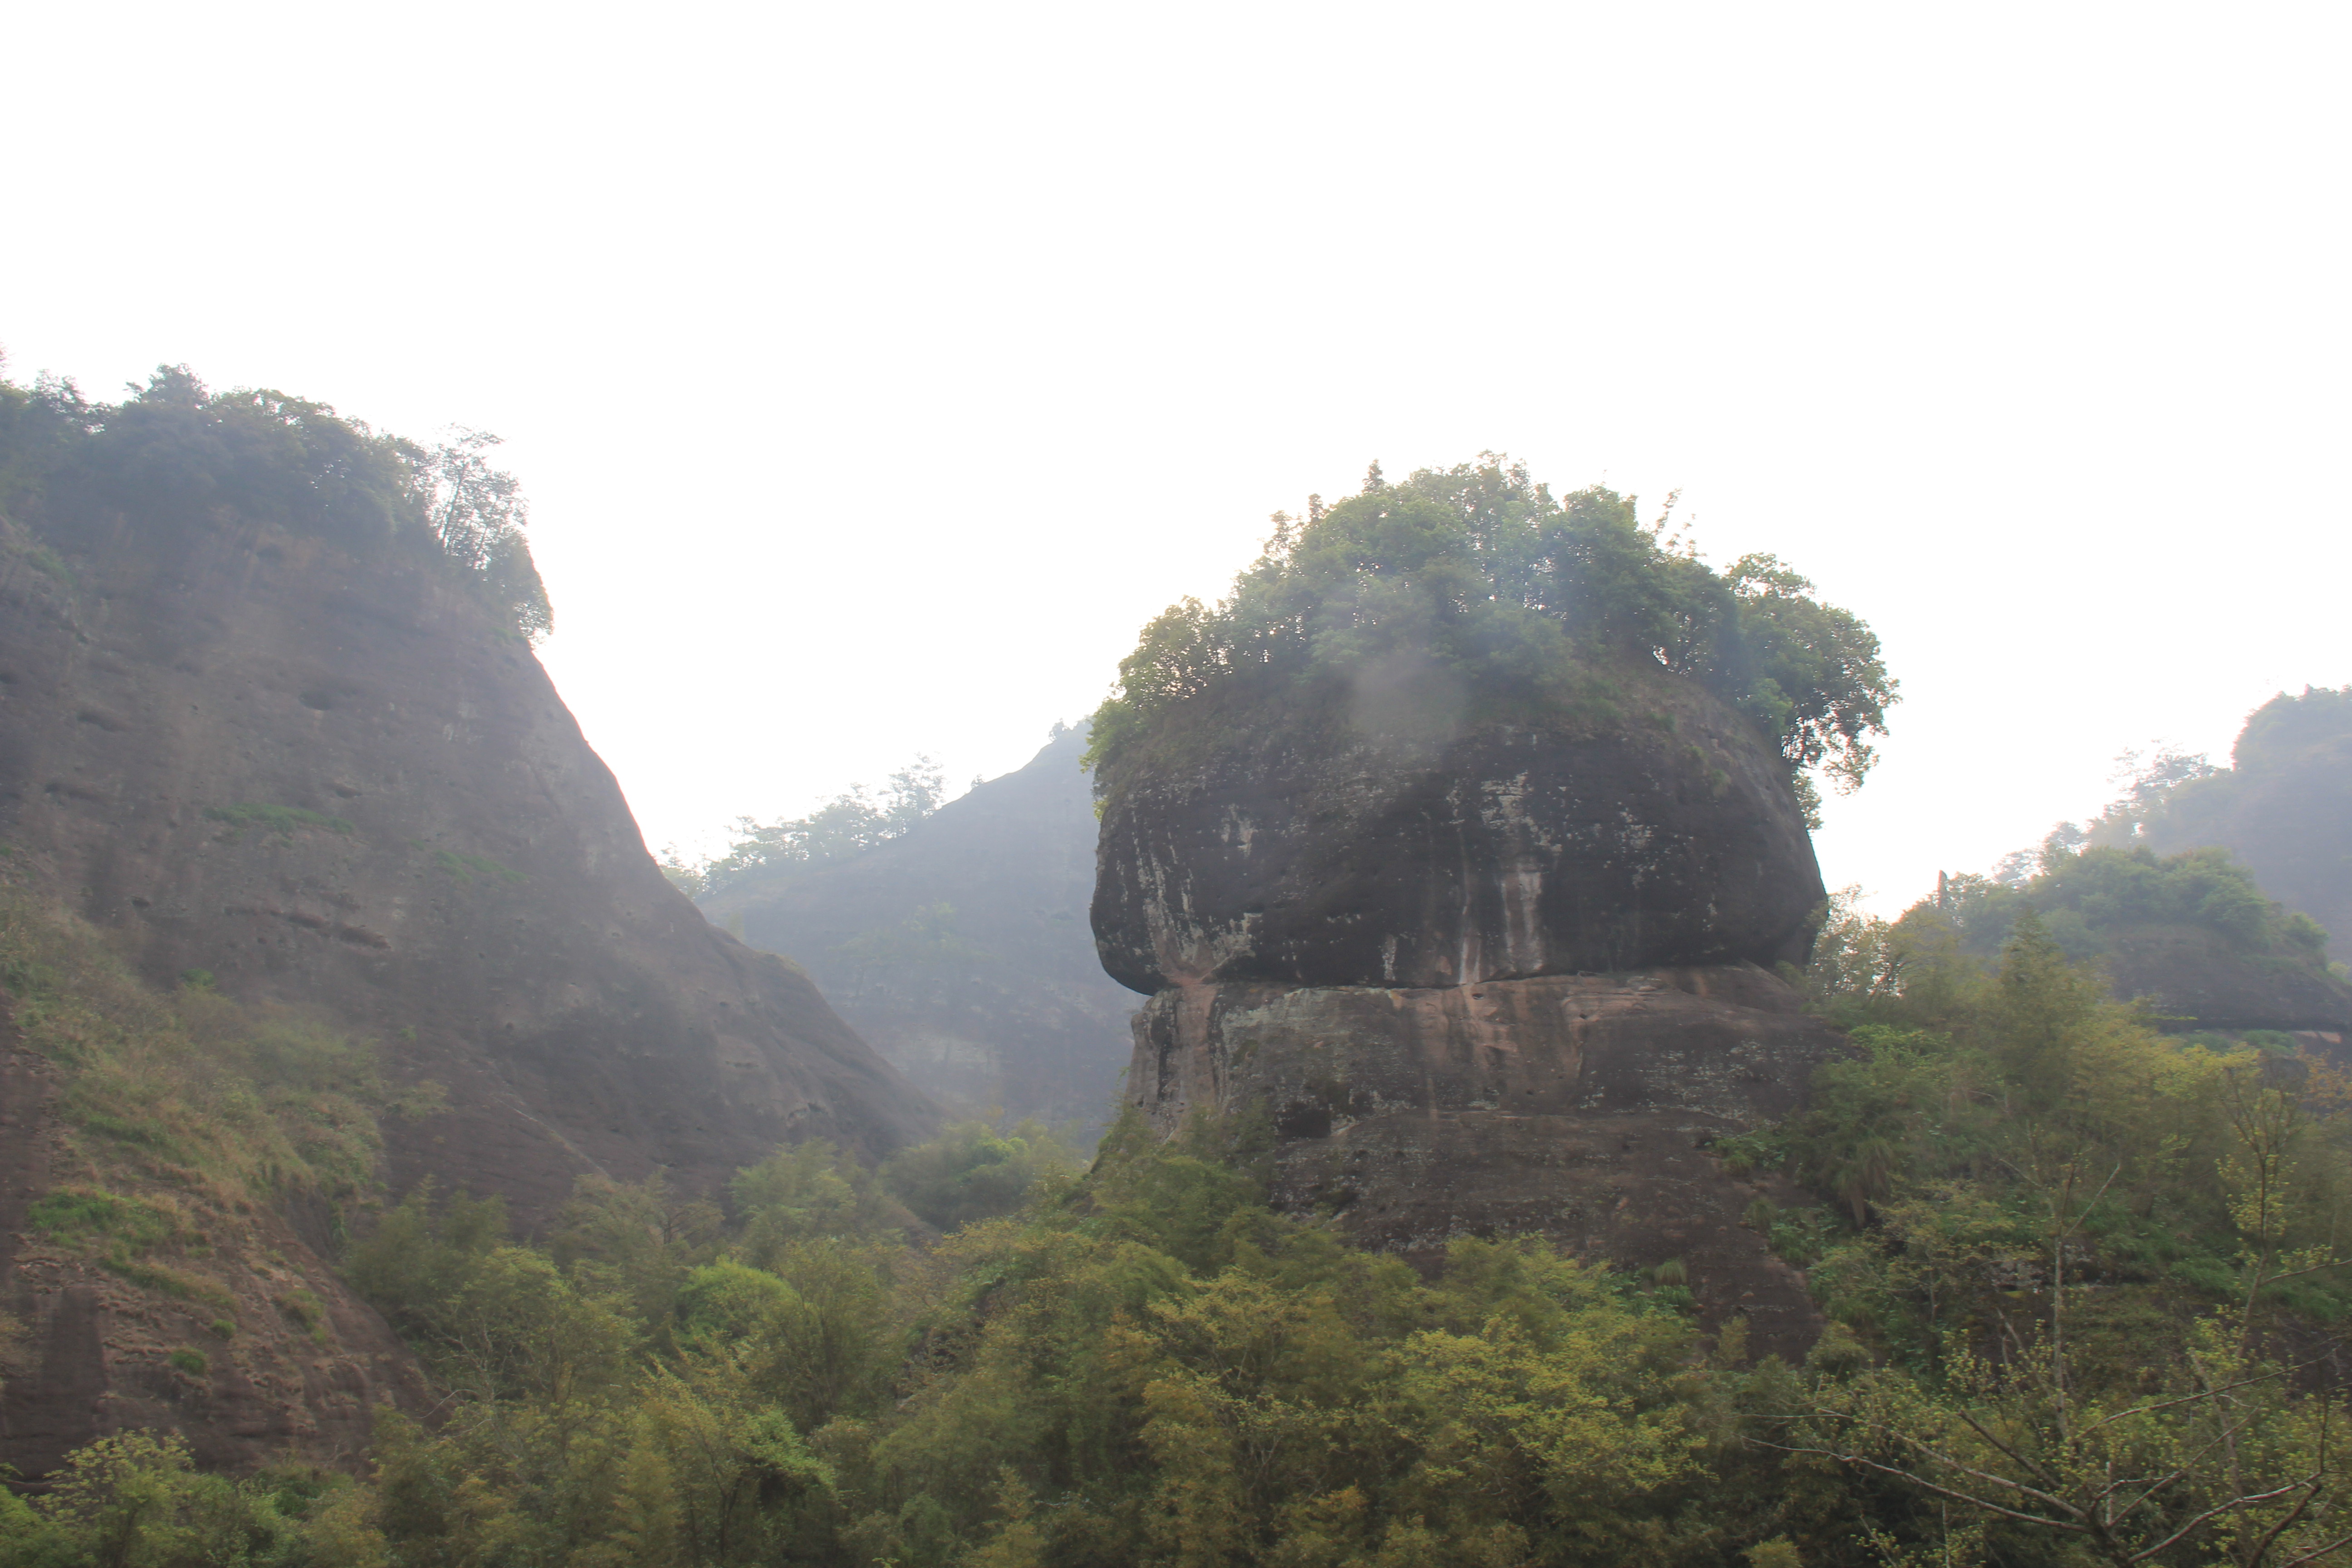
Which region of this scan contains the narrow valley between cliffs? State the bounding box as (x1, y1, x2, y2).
(3, 382, 2351, 1568)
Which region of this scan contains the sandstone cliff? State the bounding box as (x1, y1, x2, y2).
(1095, 676, 1845, 1358)
(705, 728, 1136, 1130)
(1093, 671, 1826, 995)
(0, 405, 934, 1473)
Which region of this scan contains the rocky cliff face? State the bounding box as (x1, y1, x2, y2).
(1093, 675, 1824, 995)
(705, 729, 1137, 1131)
(0, 504, 934, 1473)
(1096, 678, 1843, 1357)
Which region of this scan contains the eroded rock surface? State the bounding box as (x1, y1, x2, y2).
(1126, 966, 1842, 1357)
(1091, 680, 1823, 995)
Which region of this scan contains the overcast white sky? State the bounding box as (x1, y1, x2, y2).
(7, 3, 2347, 913)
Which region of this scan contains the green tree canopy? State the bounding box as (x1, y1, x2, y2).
(670, 757, 946, 898)
(1922, 844, 2328, 965)
(1083, 455, 1896, 795)
(0, 362, 553, 643)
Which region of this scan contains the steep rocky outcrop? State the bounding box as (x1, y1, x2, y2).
(706, 728, 1136, 1130)
(1097, 676, 1844, 1357)
(1093, 674, 1825, 995)
(0, 500, 934, 1473)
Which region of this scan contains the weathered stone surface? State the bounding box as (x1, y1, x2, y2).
(0, 505, 937, 1474)
(1091, 677, 1825, 994)
(0, 511, 936, 1214)
(1125, 965, 1845, 1357)
(707, 728, 1137, 1132)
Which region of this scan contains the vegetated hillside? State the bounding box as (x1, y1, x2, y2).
(1911, 842, 2351, 1039)
(701, 728, 1135, 1132)
(2096, 685, 2352, 955)
(0, 366, 934, 1475)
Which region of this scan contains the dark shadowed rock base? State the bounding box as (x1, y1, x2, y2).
(1126, 965, 1845, 1360)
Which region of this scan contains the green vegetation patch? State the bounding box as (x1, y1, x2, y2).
(167, 1347, 209, 1377)
(205, 802, 356, 841)
(29, 1187, 178, 1250)
(433, 848, 525, 884)
(0, 877, 392, 1263)
(1084, 456, 1896, 803)
(0, 363, 554, 642)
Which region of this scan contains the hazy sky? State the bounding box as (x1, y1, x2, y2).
(8, 4, 2347, 913)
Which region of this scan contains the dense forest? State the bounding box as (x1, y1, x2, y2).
(10, 819, 2352, 1564)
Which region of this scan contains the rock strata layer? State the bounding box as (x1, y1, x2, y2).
(1126, 965, 1843, 1357)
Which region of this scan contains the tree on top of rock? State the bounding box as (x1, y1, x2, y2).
(1083, 454, 1896, 803)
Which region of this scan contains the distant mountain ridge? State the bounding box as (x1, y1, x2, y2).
(2103, 686, 2352, 956)
(703, 729, 1137, 1132)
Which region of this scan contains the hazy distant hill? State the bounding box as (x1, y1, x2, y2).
(702, 728, 1136, 1132)
(2115, 687, 2352, 953)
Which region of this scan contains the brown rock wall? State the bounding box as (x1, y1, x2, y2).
(1091, 676, 1825, 995)
(1125, 967, 1843, 1359)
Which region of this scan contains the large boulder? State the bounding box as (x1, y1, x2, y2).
(1091, 671, 1826, 993)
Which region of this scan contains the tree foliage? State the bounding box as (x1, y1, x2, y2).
(1925, 843, 2332, 966)
(667, 756, 947, 898)
(1084, 456, 1896, 794)
(19, 874, 2352, 1564)
(0, 362, 553, 644)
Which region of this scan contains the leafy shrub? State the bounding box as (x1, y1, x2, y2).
(167, 1348, 209, 1377)
(880, 1119, 1082, 1232)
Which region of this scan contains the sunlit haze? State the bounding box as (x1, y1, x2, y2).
(9, 3, 2347, 914)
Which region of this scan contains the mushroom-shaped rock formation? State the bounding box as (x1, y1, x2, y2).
(1086, 457, 1891, 1360)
